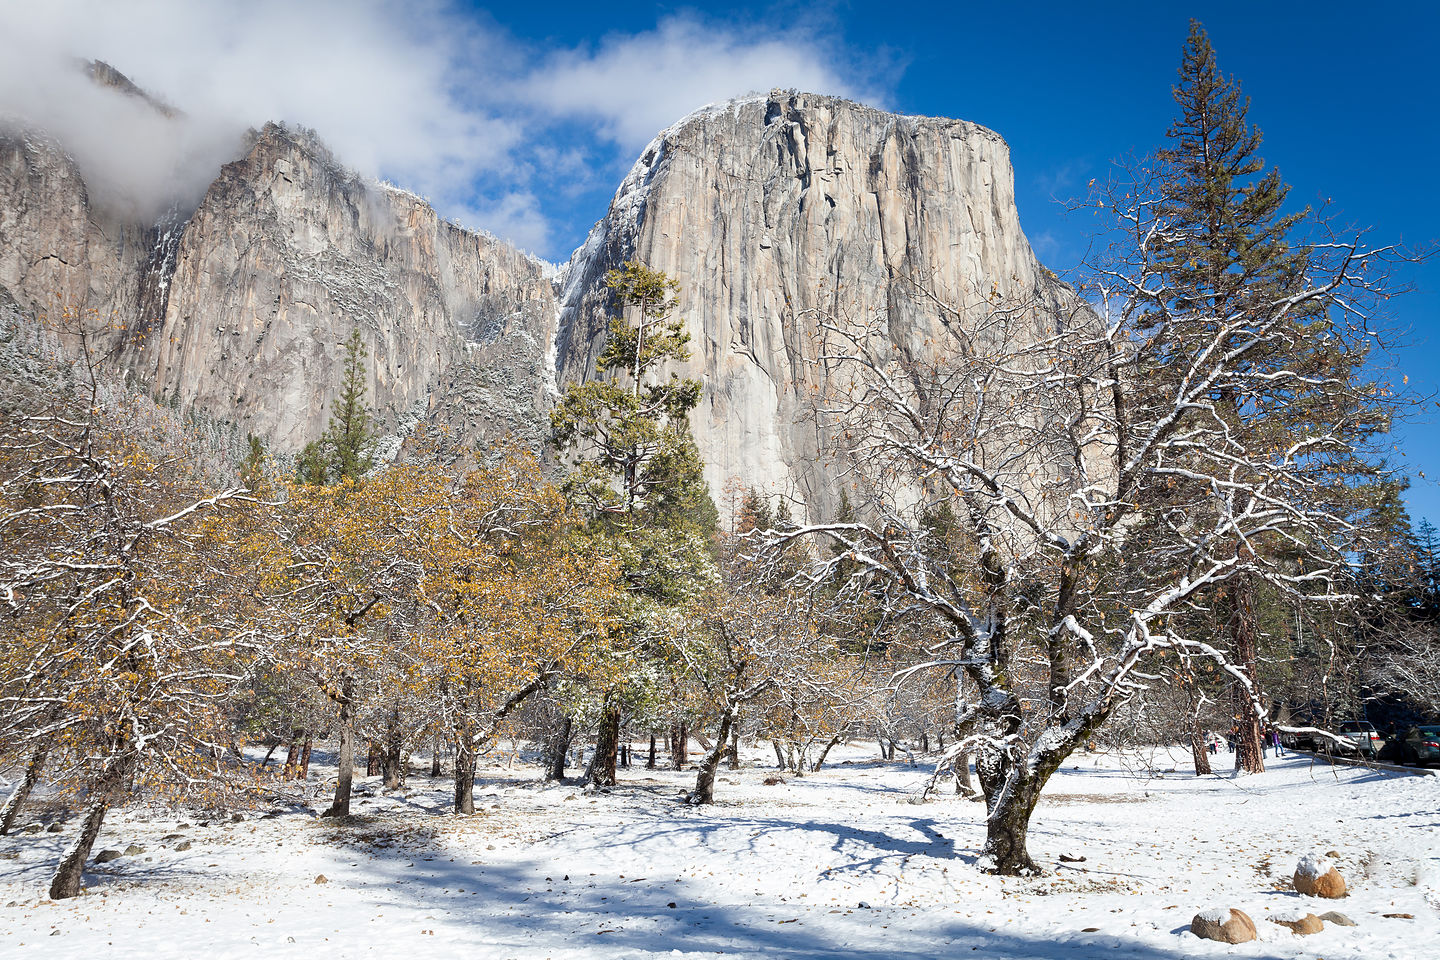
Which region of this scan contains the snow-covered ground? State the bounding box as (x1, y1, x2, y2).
(2, 744, 1437, 958)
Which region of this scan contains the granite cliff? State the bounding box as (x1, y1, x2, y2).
(2, 72, 1069, 517)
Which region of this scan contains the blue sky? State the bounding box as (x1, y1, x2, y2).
(481, 1, 1440, 528)
(6, 0, 1437, 525)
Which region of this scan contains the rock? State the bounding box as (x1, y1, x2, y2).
(162, 833, 184, 841)
(1058, 853, 1086, 863)
(1294, 853, 1347, 898)
(1270, 912, 1324, 935)
(3, 78, 1069, 526)
(314, 874, 328, 884)
(174, 841, 192, 852)
(230, 813, 244, 823)
(1190, 908, 1257, 944)
(1320, 911, 1356, 926)
(46, 823, 62, 833)
(123, 844, 145, 856)
(21, 824, 42, 834)
(94, 849, 122, 863)
(557, 90, 1074, 522)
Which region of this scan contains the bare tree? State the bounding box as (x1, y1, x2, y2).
(758, 197, 1401, 871)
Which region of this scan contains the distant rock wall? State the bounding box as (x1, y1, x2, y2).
(3, 76, 1071, 518)
(559, 90, 1068, 520)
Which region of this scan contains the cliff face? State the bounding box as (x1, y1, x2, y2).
(0, 121, 556, 455)
(144, 124, 556, 453)
(0, 129, 158, 359)
(559, 90, 1066, 519)
(3, 76, 1070, 517)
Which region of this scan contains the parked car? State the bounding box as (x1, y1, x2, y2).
(1387, 725, 1440, 766)
(1336, 720, 1384, 757)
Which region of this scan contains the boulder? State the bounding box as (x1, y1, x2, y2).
(1190, 908, 1257, 944)
(123, 844, 145, 856)
(1294, 853, 1347, 898)
(1270, 912, 1324, 935)
(1319, 910, 1356, 927)
(46, 823, 62, 833)
(94, 849, 122, 863)
(174, 840, 192, 852)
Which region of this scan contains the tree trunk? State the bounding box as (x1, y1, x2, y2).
(322, 679, 355, 818)
(692, 709, 735, 804)
(283, 737, 301, 778)
(976, 749, 1043, 875)
(1, 742, 50, 835)
(366, 741, 382, 777)
(259, 740, 280, 770)
(430, 737, 443, 777)
(954, 752, 980, 799)
(773, 739, 786, 770)
(727, 729, 740, 770)
(1190, 727, 1213, 776)
(49, 754, 133, 899)
(646, 732, 657, 769)
(670, 721, 687, 770)
(300, 737, 312, 779)
(453, 739, 476, 814)
(1226, 575, 1266, 775)
(811, 735, 841, 772)
(545, 716, 573, 781)
(920, 731, 930, 753)
(382, 710, 405, 790)
(586, 705, 621, 786)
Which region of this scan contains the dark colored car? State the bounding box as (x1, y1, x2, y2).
(1383, 725, 1440, 766)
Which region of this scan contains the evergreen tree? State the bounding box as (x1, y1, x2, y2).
(296, 329, 376, 486)
(1137, 22, 1398, 774)
(550, 262, 718, 785)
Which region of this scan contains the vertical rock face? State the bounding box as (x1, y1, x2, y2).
(4, 72, 1070, 516)
(1, 120, 557, 455)
(144, 123, 556, 452)
(0, 130, 157, 359)
(559, 90, 1066, 520)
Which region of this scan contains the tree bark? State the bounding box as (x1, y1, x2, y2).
(727, 729, 740, 770)
(382, 709, 405, 790)
(545, 715, 573, 781)
(300, 737, 312, 779)
(692, 709, 735, 804)
(1190, 727, 1213, 776)
(773, 739, 786, 770)
(366, 741, 382, 777)
(646, 732, 657, 769)
(1, 742, 49, 835)
(976, 748, 1044, 875)
(49, 754, 134, 899)
(430, 737, 443, 777)
(954, 752, 979, 799)
(322, 677, 355, 817)
(811, 735, 841, 772)
(1226, 575, 1266, 775)
(453, 738, 476, 814)
(283, 736, 301, 778)
(586, 705, 621, 786)
(669, 721, 687, 770)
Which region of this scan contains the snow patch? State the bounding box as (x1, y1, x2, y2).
(1195, 907, 1232, 923)
(1297, 852, 1333, 878)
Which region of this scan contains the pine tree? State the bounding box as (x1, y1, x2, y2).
(296, 329, 375, 486)
(550, 262, 718, 786)
(1150, 22, 1390, 773)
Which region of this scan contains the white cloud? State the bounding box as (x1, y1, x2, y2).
(0, 2, 893, 255)
(521, 16, 884, 151)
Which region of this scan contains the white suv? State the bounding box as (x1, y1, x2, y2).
(1336, 720, 1383, 757)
